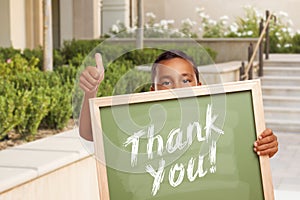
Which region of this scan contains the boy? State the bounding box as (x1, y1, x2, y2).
(79, 50, 278, 158)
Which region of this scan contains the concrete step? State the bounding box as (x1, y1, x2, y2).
(263, 96, 300, 107)
(265, 119, 300, 134)
(264, 106, 300, 121)
(261, 76, 300, 86)
(263, 67, 300, 76)
(262, 85, 300, 97)
(264, 60, 300, 68)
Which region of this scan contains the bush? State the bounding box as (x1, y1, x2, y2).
(0, 39, 217, 141)
(0, 54, 76, 140)
(0, 80, 31, 140)
(61, 39, 102, 65)
(0, 47, 21, 62)
(291, 33, 300, 53)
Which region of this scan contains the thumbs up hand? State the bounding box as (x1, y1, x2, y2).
(79, 53, 105, 97)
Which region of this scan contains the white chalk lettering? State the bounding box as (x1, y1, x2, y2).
(187, 155, 207, 182)
(123, 129, 145, 167)
(187, 122, 205, 143)
(145, 159, 165, 196)
(169, 163, 185, 187)
(205, 104, 224, 141)
(147, 125, 164, 159)
(209, 140, 217, 173)
(166, 128, 187, 153)
(123, 104, 224, 196)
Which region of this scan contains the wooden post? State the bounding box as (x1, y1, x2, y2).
(248, 43, 253, 80)
(259, 19, 264, 77)
(240, 61, 245, 81)
(43, 0, 53, 71)
(265, 10, 270, 60)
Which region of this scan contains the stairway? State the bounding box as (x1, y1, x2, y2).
(260, 54, 300, 134)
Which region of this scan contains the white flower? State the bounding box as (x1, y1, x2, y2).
(278, 11, 288, 17)
(167, 20, 175, 24)
(230, 24, 238, 33)
(153, 23, 160, 28)
(277, 44, 281, 48)
(282, 28, 287, 32)
(222, 20, 228, 25)
(196, 7, 205, 13)
(208, 19, 217, 25)
(284, 43, 292, 48)
(181, 18, 196, 26)
(287, 19, 294, 26)
(111, 24, 119, 33)
(247, 30, 253, 36)
(199, 12, 209, 19)
(219, 15, 229, 21)
(146, 12, 156, 18)
(160, 20, 168, 26)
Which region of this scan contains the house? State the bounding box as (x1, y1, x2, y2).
(0, 0, 299, 50)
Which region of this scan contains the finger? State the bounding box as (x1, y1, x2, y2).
(95, 53, 104, 73)
(255, 146, 278, 157)
(79, 82, 91, 92)
(82, 69, 100, 86)
(256, 134, 277, 146)
(258, 128, 273, 139)
(256, 135, 277, 149)
(254, 140, 278, 152)
(79, 76, 96, 91)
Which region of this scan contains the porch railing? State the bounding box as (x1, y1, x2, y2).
(240, 10, 276, 81)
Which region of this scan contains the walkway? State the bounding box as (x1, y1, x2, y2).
(263, 54, 300, 199)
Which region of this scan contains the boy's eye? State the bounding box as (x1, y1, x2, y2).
(182, 79, 191, 84)
(162, 81, 171, 86)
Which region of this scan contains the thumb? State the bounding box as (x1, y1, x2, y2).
(95, 53, 104, 73)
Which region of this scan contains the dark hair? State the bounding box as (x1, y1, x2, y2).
(151, 50, 200, 87)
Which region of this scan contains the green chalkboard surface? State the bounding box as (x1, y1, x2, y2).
(90, 80, 274, 200)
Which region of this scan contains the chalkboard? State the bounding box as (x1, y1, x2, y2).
(89, 80, 274, 200)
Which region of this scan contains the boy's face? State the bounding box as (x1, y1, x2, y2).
(151, 58, 201, 91)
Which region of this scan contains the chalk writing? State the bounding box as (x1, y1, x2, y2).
(124, 104, 224, 196)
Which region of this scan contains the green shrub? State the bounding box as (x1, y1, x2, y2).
(41, 68, 75, 129)
(0, 80, 31, 140)
(291, 33, 300, 53)
(0, 39, 216, 141)
(0, 47, 21, 62)
(61, 39, 102, 65)
(0, 55, 77, 140)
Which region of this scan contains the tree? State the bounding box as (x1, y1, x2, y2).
(43, 0, 53, 71)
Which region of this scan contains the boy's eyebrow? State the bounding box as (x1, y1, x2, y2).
(158, 73, 194, 80)
(181, 73, 194, 77)
(158, 75, 173, 80)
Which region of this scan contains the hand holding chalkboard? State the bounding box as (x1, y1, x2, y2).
(254, 128, 278, 157)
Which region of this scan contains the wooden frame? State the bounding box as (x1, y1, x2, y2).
(89, 79, 274, 200)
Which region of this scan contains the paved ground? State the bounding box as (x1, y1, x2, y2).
(264, 54, 300, 199)
(270, 132, 300, 199)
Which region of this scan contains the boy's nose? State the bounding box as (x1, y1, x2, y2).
(172, 82, 183, 89)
